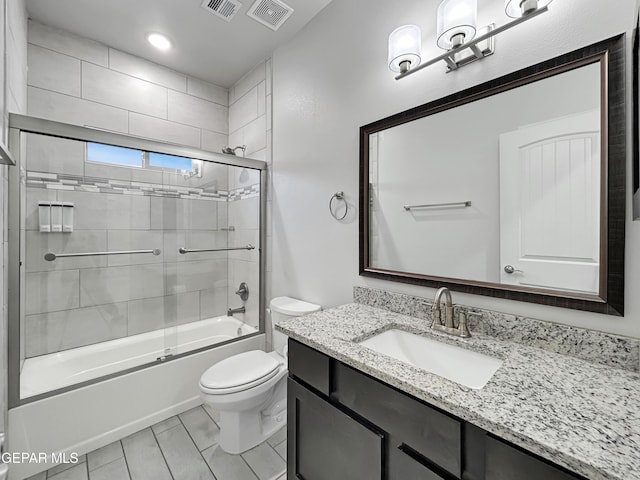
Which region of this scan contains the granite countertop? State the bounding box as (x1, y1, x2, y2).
(276, 303, 640, 480)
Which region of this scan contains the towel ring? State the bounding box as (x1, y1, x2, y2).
(329, 192, 348, 220)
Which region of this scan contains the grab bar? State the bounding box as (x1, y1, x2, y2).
(179, 244, 255, 254)
(44, 249, 161, 262)
(404, 201, 472, 211)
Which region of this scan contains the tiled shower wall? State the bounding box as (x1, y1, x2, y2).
(23, 21, 261, 357)
(228, 61, 272, 334)
(27, 20, 229, 150)
(23, 132, 237, 357)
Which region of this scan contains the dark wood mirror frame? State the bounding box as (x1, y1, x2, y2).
(359, 35, 625, 316)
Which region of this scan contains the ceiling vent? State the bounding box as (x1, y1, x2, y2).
(246, 0, 294, 31)
(200, 0, 242, 22)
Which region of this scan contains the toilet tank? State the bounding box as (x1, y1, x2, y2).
(270, 296, 321, 355)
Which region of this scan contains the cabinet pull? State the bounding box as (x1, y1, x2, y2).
(398, 443, 452, 480)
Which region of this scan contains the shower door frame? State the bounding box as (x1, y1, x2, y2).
(7, 113, 268, 408)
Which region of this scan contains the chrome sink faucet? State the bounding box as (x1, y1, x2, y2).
(431, 287, 471, 338)
(432, 287, 454, 329)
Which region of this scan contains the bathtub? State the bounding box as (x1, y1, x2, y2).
(10, 316, 264, 479)
(21, 315, 257, 398)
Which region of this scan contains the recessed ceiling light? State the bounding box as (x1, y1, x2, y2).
(147, 33, 172, 51)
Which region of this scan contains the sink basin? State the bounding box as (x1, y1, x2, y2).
(358, 329, 503, 389)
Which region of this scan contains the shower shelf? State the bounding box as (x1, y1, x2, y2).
(44, 249, 161, 261)
(178, 244, 255, 254)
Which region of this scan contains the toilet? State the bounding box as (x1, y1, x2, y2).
(199, 296, 321, 454)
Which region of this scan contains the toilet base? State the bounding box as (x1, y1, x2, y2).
(212, 374, 288, 454)
(218, 408, 287, 454)
(200, 352, 289, 454)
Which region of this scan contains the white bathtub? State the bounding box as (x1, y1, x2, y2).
(11, 317, 264, 479)
(21, 315, 257, 398)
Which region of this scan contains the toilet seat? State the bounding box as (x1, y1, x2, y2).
(200, 350, 282, 395)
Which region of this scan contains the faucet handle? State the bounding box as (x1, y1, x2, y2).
(457, 311, 472, 338)
(235, 282, 249, 301)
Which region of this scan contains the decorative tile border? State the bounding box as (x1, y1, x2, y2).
(353, 286, 640, 372)
(26, 171, 259, 202)
(229, 184, 260, 201)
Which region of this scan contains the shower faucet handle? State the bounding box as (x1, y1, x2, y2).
(235, 282, 249, 301)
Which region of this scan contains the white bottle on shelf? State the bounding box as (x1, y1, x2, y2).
(38, 201, 51, 233)
(50, 202, 63, 233)
(62, 202, 74, 233)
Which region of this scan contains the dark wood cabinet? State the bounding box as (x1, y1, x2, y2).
(388, 444, 449, 480)
(287, 378, 383, 480)
(287, 339, 586, 480)
(484, 436, 583, 480)
(288, 339, 331, 396)
(335, 362, 462, 477)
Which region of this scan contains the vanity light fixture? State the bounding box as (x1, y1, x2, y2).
(436, 0, 477, 50)
(147, 33, 172, 51)
(388, 0, 552, 79)
(388, 25, 422, 74)
(505, 0, 553, 18)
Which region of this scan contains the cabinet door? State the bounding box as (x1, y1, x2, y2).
(335, 363, 462, 477)
(485, 436, 585, 480)
(287, 378, 383, 480)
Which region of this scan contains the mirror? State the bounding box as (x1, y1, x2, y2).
(360, 35, 625, 315)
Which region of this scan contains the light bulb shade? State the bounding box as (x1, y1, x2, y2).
(436, 0, 477, 50)
(505, 0, 553, 18)
(388, 25, 422, 73)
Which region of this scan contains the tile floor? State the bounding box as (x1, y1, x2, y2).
(27, 404, 287, 480)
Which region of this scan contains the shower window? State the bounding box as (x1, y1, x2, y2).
(87, 143, 143, 168)
(9, 117, 266, 405)
(148, 152, 193, 171)
(85, 143, 201, 175)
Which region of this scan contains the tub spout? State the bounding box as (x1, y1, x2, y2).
(228, 306, 246, 316)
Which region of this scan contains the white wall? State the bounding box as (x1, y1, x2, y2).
(271, 0, 640, 338)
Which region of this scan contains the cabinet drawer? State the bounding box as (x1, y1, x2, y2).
(288, 339, 330, 395)
(335, 363, 461, 478)
(288, 378, 383, 480)
(388, 444, 448, 480)
(485, 436, 584, 480)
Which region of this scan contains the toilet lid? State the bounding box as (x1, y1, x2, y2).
(200, 351, 281, 393)
(270, 296, 321, 316)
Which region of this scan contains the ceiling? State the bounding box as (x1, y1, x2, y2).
(25, 0, 333, 88)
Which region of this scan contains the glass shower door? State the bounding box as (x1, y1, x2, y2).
(11, 116, 265, 404)
(20, 133, 174, 398)
(162, 157, 262, 357)
(157, 155, 230, 358)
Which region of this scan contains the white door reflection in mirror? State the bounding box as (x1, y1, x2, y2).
(499, 110, 600, 293)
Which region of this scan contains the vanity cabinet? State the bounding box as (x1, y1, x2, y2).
(335, 361, 461, 477)
(287, 339, 586, 480)
(483, 437, 583, 480)
(287, 378, 383, 480)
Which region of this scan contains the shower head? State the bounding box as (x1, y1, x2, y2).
(222, 145, 247, 157)
(222, 147, 236, 155)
